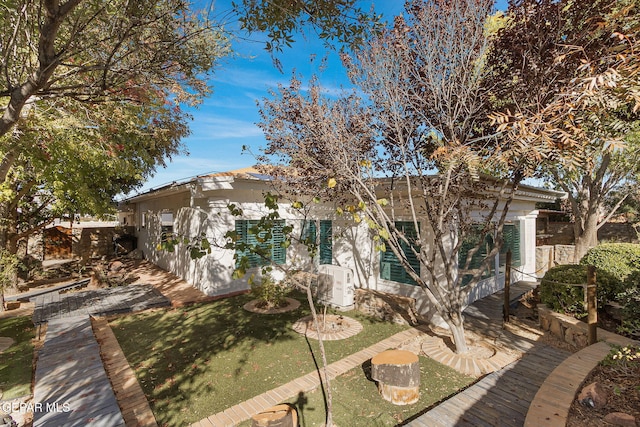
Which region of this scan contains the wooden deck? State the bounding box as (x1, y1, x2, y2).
(404, 281, 572, 426)
(406, 322, 572, 426)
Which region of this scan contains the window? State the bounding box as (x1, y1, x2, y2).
(458, 222, 521, 285)
(499, 223, 521, 272)
(235, 220, 286, 268)
(380, 221, 420, 285)
(302, 220, 333, 265)
(160, 212, 174, 242)
(458, 227, 494, 286)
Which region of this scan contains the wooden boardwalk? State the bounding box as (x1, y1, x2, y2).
(406, 284, 573, 427)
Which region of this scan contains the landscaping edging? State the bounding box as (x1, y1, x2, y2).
(525, 305, 640, 427)
(243, 297, 301, 314)
(537, 304, 634, 348)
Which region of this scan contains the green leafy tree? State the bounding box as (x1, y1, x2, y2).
(0, 0, 229, 253)
(230, 0, 384, 54)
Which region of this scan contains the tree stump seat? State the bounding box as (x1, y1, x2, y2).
(251, 404, 298, 427)
(370, 349, 420, 405)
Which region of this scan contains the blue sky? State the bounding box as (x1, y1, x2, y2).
(135, 0, 507, 193)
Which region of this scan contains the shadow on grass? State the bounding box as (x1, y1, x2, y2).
(110, 291, 309, 425)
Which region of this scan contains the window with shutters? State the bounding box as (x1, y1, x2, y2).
(302, 220, 332, 265)
(499, 223, 521, 272)
(235, 220, 286, 268)
(458, 226, 494, 286)
(380, 221, 420, 285)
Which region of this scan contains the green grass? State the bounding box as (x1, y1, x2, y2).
(0, 316, 35, 399)
(109, 292, 410, 426)
(239, 356, 474, 427)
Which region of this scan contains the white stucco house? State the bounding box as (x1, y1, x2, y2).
(119, 167, 564, 317)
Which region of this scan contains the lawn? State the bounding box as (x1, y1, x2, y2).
(0, 315, 35, 399)
(240, 356, 474, 427)
(109, 292, 411, 426)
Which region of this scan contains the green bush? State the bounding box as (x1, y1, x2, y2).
(540, 264, 619, 318)
(580, 243, 640, 282)
(619, 271, 640, 338)
(579, 243, 640, 301)
(250, 274, 289, 309)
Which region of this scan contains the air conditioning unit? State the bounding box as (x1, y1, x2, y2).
(317, 265, 355, 310)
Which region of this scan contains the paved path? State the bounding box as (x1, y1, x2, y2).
(33, 316, 125, 427)
(31, 281, 174, 426)
(32, 284, 170, 324)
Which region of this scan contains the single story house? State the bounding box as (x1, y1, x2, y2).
(118, 167, 564, 318)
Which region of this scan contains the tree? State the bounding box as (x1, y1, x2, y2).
(488, 0, 640, 261)
(257, 0, 524, 354)
(0, 95, 189, 254)
(230, 0, 384, 53)
(0, 0, 229, 254)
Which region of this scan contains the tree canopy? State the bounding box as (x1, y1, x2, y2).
(488, 0, 640, 260)
(258, 0, 516, 354)
(0, 0, 230, 253)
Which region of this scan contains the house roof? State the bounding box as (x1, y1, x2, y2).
(122, 166, 270, 203)
(122, 166, 565, 205)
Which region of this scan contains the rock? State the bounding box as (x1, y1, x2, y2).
(577, 382, 608, 409)
(604, 412, 637, 427)
(109, 260, 124, 272)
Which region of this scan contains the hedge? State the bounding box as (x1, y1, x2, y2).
(540, 264, 619, 318)
(579, 243, 640, 283)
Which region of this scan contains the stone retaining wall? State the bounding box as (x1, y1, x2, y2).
(538, 304, 635, 349)
(354, 289, 419, 326)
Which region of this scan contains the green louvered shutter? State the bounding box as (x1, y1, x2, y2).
(380, 221, 420, 285)
(459, 226, 494, 286)
(235, 220, 286, 268)
(271, 220, 286, 265)
(500, 223, 521, 270)
(302, 220, 317, 245)
(319, 220, 332, 265)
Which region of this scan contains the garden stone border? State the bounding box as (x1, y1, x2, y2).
(243, 297, 301, 314)
(291, 314, 363, 340)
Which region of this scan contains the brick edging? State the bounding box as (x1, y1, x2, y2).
(524, 335, 639, 427)
(92, 316, 158, 427)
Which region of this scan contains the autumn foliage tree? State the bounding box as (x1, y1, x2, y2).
(488, 0, 640, 261)
(258, 0, 527, 354)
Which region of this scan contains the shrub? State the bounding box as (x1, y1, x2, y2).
(619, 271, 640, 338)
(580, 243, 640, 282)
(540, 264, 619, 318)
(250, 274, 288, 309)
(579, 243, 640, 301)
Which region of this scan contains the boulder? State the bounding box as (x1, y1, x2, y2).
(604, 412, 637, 427)
(577, 382, 608, 409)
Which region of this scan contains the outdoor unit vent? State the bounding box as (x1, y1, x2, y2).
(317, 265, 355, 309)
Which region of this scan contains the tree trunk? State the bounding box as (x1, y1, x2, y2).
(444, 311, 468, 354)
(303, 283, 333, 427)
(573, 211, 599, 263)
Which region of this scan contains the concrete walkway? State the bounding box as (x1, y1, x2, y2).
(33, 316, 125, 426)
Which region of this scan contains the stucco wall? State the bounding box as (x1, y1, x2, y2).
(127, 178, 547, 322)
